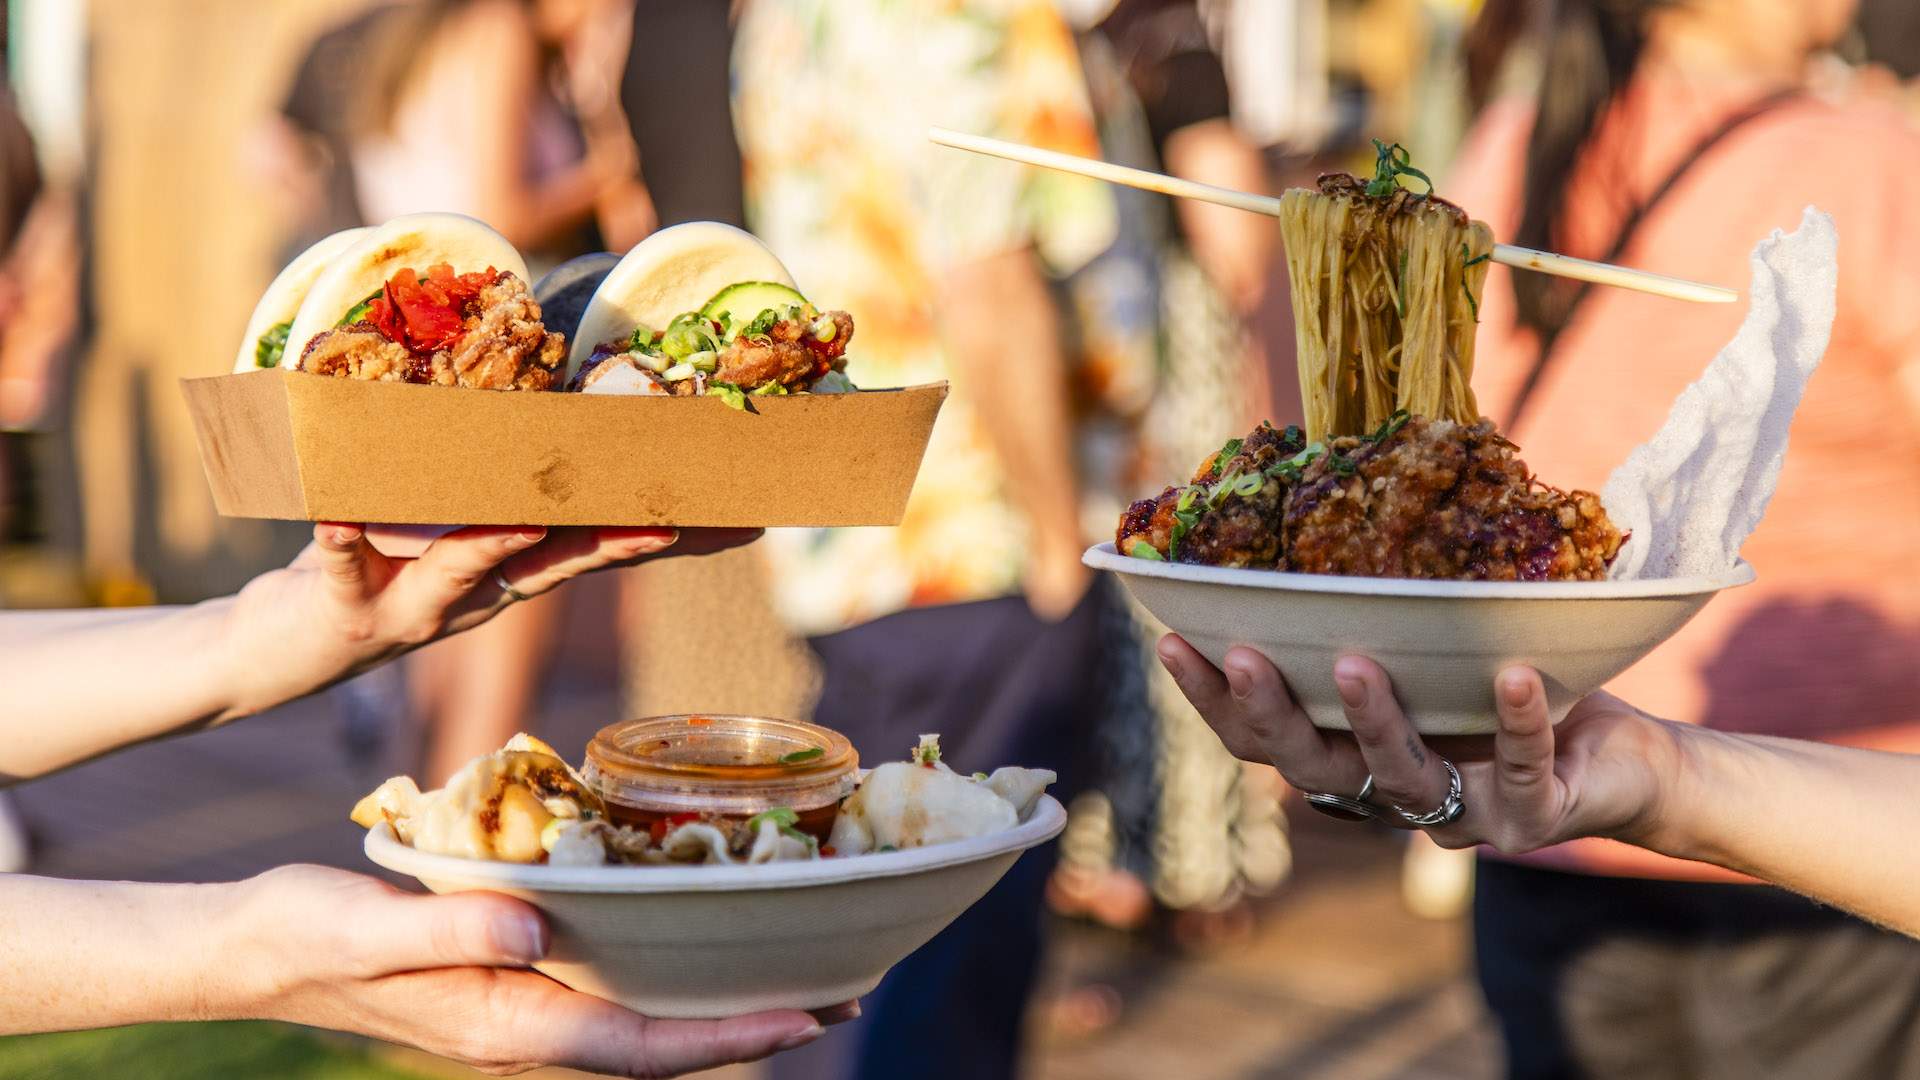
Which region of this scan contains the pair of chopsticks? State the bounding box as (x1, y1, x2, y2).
(928, 127, 1737, 305)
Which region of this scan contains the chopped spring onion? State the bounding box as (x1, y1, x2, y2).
(811, 316, 838, 343)
(1126, 538, 1165, 561)
(631, 351, 670, 374)
(686, 350, 719, 373)
(661, 362, 698, 382)
(1213, 437, 1244, 473)
(1232, 473, 1265, 497)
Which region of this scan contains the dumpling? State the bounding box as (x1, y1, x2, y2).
(983, 767, 1057, 819)
(349, 734, 603, 862)
(849, 762, 1017, 849)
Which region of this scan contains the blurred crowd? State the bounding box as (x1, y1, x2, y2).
(3, 1, 1919, 1078)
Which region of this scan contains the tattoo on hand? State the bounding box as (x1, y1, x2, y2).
(1405, 733, 1427, 768)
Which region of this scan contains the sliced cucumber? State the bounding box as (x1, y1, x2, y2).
(699, 281, 808, 332)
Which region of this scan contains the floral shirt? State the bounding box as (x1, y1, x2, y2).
(733, 0, 1123, 636)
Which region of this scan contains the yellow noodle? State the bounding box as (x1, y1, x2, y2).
(1279, 185, 1494, 441)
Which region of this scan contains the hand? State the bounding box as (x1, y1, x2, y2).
(219, 524, 760, 719)
(1154, 636, 1685, 853)
(230, 865, 840, 1077)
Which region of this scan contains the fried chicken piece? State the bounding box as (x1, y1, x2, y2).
(1281, 416, 1621, 581)
(298, 325, 419, 383)
(713, 310, 853, 391)
(297, 272, 563, 391)
(1116, 422, 1308, 566)
(442, 275, 565, 391)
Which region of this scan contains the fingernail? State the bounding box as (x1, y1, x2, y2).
(1225, 663, 1253, 700)
(511, 528, 547, 548)
(776, 1024, 824, 1052)
(1156, 642, 1184, 678)
(1500, 672, 1534, 709)
(491, 912, 547, 963)
(332, 526, 362, 545)
(1336, 674, 1368, 710)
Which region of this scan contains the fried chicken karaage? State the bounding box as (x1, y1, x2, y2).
(1118, 414, 1622, 582)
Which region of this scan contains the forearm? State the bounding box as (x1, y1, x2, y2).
(939, 249, 1083, 564)
(1649, 723, 1920, 935)
(0, 600, 240, 781)
(0, 875, 247, 1032)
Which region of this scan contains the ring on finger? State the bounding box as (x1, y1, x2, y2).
(493, 568, 531, 605)
(1393, 759, 1466, 828)
(1304, 775, 1380, 823)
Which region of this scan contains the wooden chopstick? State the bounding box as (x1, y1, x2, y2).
(928, 127, 1739, 305)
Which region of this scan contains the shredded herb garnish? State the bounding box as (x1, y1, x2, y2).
(1366, 139, 1433, 199)
(1368, 409, 1411, 443)
(911, 734, 942, 767)
(743, 307, 780, 338)
(1213, 437, 1244, 474)
(1330, 453, 1358, 476)
(1461, 244, 1485, 322)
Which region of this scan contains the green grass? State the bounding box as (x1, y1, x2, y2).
(0, 1021, 431, 1080)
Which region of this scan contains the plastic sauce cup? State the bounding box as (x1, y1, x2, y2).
(582, 715, 858, 842)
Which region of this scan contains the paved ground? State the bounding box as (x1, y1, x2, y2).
(6, 596, 1502, 1079)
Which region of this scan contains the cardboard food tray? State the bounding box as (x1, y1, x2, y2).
(182, 371, 947, 527)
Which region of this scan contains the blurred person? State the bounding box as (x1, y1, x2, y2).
(1434, 0, 1920, 1075)
(1049, 0, 1288, 960)
(611, 0, 826, 729)
(731, 2, 1120, 1076)
(266, 0, 654, 784)
(0, 523, 852, 1075)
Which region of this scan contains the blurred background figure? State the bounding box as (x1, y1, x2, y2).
(731, 1, 1123, 1076)
(1447, 0, 1920, 1076)
(1045, 0, 1292, 1013)
(260, 0, 651, 783)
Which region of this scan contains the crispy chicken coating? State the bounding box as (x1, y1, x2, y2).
(1118, 415, 1622, 581)
(1281, 416, 1621, 580)
(298, 272, 563, 391)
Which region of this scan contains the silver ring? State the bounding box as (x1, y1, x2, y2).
(493, 569, 531, 604)
(1304, 775, 1380, 822)
(1393, 760, 1466, 828)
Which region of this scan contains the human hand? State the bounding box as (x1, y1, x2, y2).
(218, 524, 760, 719)
(229, 865, 840, 1077)
(1154, 636, 1685, 853)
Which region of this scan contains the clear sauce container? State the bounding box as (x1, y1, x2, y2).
(581, 715, 858, 842)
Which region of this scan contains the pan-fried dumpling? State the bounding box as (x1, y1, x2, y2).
(349, 734, 604, 863)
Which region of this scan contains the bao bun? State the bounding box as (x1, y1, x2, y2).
(565, 221, 797, 384)
(231, 227, 369, 373)
(281, 212, 530, 370)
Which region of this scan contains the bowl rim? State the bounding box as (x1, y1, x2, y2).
(363, 794, 1067, 894)
(1083, 543, 1755, 600)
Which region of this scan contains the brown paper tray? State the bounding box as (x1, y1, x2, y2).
(182, 371, 947, 527)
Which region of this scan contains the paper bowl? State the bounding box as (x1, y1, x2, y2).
(1086, 543, 1753, 735)
(363, 795, 1067, 1018)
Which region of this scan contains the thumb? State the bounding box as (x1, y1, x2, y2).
(1492, 667, 1557, 805)
(348, 889, 550, 977)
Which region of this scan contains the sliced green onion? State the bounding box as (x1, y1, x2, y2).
(1233, 473, 1265, 497)
(747, 806, 800, 832)
(1213, 437, 1244, 473)
(1175, 487, 1198, 513)
(811, 316, 838, 343)
(661, 362, 697, 381)
(632, 351, 670, 374)
(1126, 538, 1165, 561)
(687, 350, 718, 373)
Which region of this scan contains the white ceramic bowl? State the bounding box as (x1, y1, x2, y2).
(363, 795, 1067, 1018)
(1087, 543, 1753, 735)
